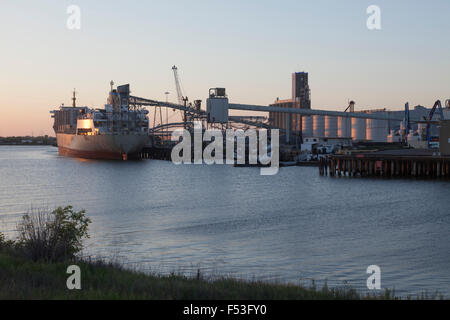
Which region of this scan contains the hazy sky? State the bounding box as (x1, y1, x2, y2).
(0, 0, 449, 136)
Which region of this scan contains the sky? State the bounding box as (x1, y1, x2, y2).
(0, 0, 449, 136)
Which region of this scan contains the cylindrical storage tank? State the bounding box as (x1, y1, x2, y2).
(325, 116, 338, 137)
(338, 117, 351, 138)
(313, 115, 325, 137)
(352, 117, 366, 140)
(302, 116, 313, 137)
(387, 130, 398, 143)
(366, 119, 388, 142)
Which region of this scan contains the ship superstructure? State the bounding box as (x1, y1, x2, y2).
(50, 83, 150, 160)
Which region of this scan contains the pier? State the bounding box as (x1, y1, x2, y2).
(139, 145, 172, 161)
(319, 149, 450, 178)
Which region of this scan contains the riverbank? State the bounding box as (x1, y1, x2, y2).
(0, 136, 56, 146)
(2, 147, 450, 297)
(0, 251, 397, 300)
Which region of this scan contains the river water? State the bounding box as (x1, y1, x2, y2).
(0, 145, 449, 297)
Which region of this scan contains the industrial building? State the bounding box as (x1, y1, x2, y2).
(439, 120, 450, 156)
(292, 72, 311, 110)
(269, 72, 311, 136)
(269, 72, 449, 145)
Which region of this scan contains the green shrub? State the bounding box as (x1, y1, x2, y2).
(0, 232, 4, 248)
(17, 206, 91, 262)
(0, 232, 16, 252)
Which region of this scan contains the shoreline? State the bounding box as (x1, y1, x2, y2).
(1, 251, 406, 300)
(0, 144, 56, 146)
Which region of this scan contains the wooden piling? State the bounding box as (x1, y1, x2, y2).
(324, 152, 450, 179)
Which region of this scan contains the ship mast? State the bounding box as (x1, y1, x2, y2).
(72, 89, 77, 108)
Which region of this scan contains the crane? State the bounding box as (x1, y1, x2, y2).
(344, 100, 355, 113)
(425, 100, 445, 147)
(172, 66, 189, 124)
(404, 102, 410, 136)
(172, 65, 184, 105)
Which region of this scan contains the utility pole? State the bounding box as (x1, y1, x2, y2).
(165, 92, 170, 142)
(183, 96, 188, 130)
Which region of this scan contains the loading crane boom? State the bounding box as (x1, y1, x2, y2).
(404, 102, 410, 136)
(344, 100, 355, 113)
(172, 66, 184, 106)
(425, 100, 445, 147)
(172, 66, 188, 121)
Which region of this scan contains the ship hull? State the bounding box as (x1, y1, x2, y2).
(56, 133, 150, 160)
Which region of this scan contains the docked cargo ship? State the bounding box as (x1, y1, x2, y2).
(50, 83, 150, 160)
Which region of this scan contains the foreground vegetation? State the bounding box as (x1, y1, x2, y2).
(0, 206, 441, 300)
(1, 251, 375, 300)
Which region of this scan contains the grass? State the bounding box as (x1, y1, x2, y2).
(0, 250, 381, 300)
(0, 206, 444, 300)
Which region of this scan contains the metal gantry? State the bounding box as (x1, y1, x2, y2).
(129, 83, 447, 147)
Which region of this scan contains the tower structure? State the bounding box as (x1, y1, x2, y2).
(292, 72, 311, 109)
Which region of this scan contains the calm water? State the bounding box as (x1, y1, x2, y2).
(1, 146, 449, 296)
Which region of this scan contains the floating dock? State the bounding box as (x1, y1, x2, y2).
(319, 149, 450, 178)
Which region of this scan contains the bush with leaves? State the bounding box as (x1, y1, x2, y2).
(17, 206, 91, 262)
(0, 232, 4, 248)
(0, 232, 16, 252)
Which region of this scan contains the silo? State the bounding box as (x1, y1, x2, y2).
(352, 117, 366, 140)
(302, 116, 313, 137)
(338, 117, 351, 138)
(325, 116, 338, 137)
(387, 130, 401, 143)
(313, 115, 325, 137)
(366, 119, 388, 142)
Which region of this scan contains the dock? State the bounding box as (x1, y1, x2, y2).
(139, 145, 172, 161)
(319, 149, 450, 178)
